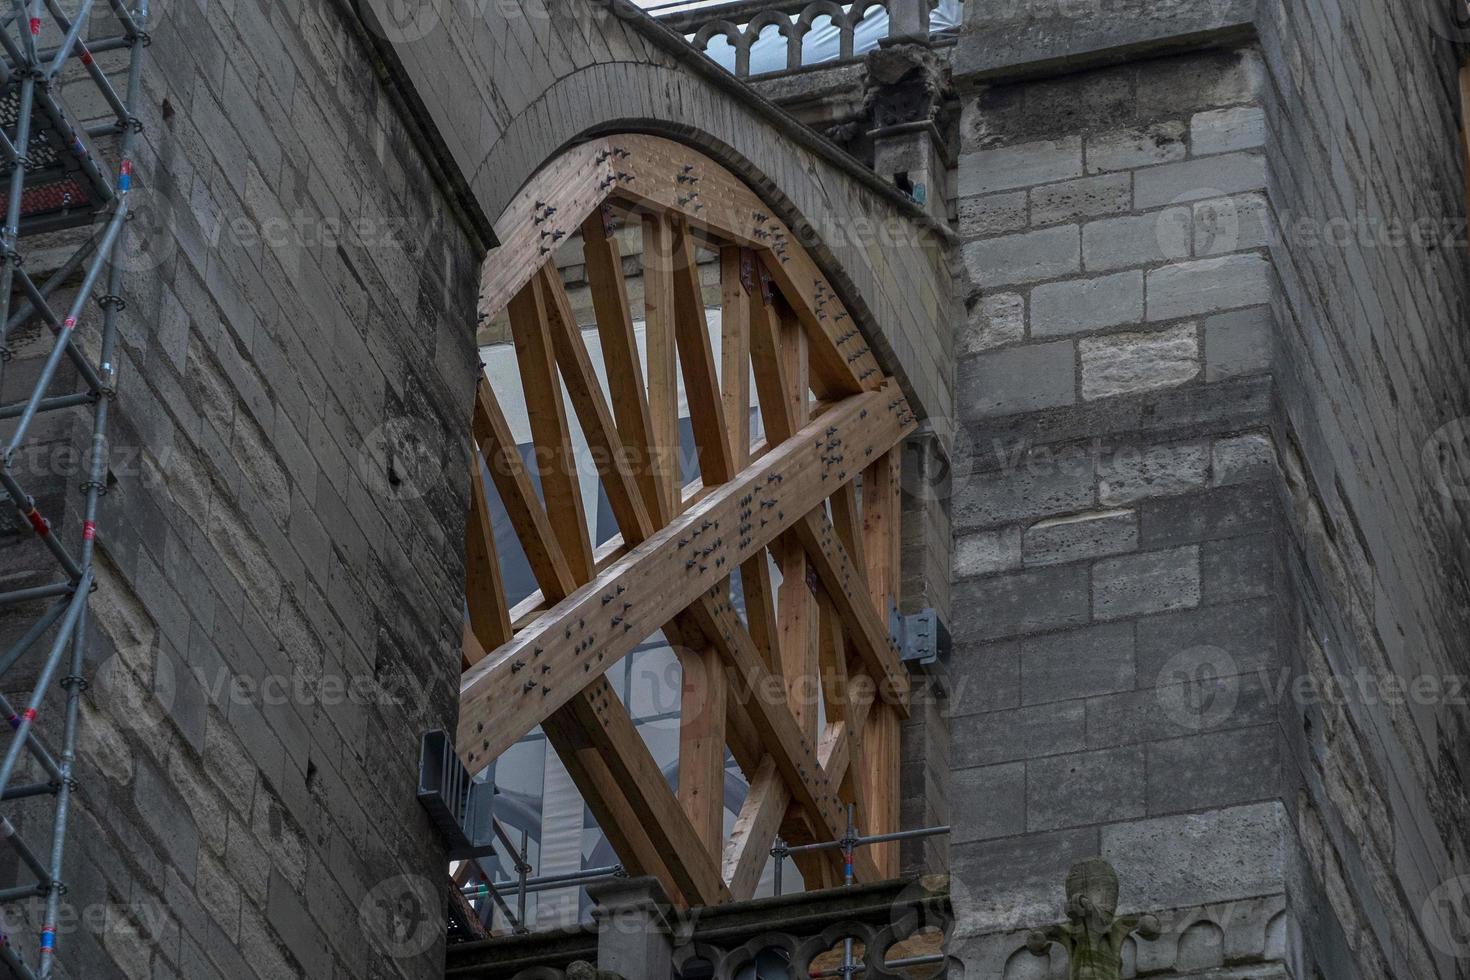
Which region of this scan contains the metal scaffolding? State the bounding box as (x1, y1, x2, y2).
(0, 0, 148, 976)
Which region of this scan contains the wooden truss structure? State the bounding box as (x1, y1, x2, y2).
(459, 134, 918, 908)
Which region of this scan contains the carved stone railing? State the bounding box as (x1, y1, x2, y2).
(445, 876, 955, 979)
(651, 0, 964, 78)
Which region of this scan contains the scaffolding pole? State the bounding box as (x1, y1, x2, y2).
(0, 0, 149, 975)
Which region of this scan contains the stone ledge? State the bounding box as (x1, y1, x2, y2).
(953, 0, 1256, 85)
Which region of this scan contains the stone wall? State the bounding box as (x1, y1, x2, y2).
(948, 0, 1470, 974)
(945, 42, 1296, 975)
(1259, 0, 1470, 975)
(0, 1, 484, 977)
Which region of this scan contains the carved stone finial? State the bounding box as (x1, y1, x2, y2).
(1026, 858, 1160, 980)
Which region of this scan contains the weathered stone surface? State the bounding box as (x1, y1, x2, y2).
(1204, 305, 1273, 379)
(958, 138, 1084, 196)
(952, 702, 1086, 768)
(1211, 432, 1275, 486)
(1080, 324, 1201, 400)
(1030, 173, 1133, 226)
(1031, 272, 1145, 337)
(1028, 746, 1147, 831)
(952, 763, 1027, 842)
(1087, 123, 1187, 173)
(958, 341, 1077, 418)
(958, 292, 1025, 355)
(1134, 152, 1267, 208)
(1190, 105, 1266, 155)
(958, 191, 1030, 236)
(954, 526, 1024, 578)
(1093, 546, 1201, 619)
(953, 564, 1093, 641)
(1100, 441, 1210, 505)
(1019, 622, 1137, 705)
(964, 225, 1082, 287)
(1147, 254, 1271, 320)
(1024, 510, 1139, 566)
(1101, 803, 1287, 910)
(1083, 209, 1192, 272)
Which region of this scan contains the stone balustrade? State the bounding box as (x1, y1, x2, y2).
(650, 0, 963, 78)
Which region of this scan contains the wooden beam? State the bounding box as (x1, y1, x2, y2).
(643, 213, 681, 519)
(861, 448, 903, 615)
(687, 587, 882, 885)
(537, 263, 656, 545)
(793, 508, 909, 714)
(749, 286, 796, 446)
(459, 382, 914, 771)
(723, 758, 786, 899)
(677, 645, 728, 857)
(601, 135, 882, 397)
(562, 674, 731, 906)
(582, 207, 665, 525)
(465, 460, 513, 655)
(721, 246, 753, 466)
(473, 380, 577, 602)
(671, 217, 736, 487)
(507, 275, 596, 580)
(479, 139, 615, 321)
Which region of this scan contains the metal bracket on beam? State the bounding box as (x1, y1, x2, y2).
(417, 730, 498, 860)
(889, 605, 951, 670)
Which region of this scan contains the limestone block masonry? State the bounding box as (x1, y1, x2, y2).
(948, 1, 1470, 977)
(3, 2, 483, 978)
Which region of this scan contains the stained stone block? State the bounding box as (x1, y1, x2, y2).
(1134, 152, 1267, 209)
(1146, 254, 1271, 321)
(1101, 802, 1287, 910)
(1027, 746, 1147, 831)
(953, 763, 1027, 842)
(958, 292, 1025, 355)
(1092, 546, 1201, 619)
(1019, 622, 1137, 705)
(952, 699, 1087, 769)
(1030, 173, 1133, 226)
(1212, 432, 1275, 486)
(1099, 441, 1209, 505)
(1086, 122, 1187, 173)
(954, 526, 1024, 578)
(959, 191, 1029, 236)
(1023, 509, 1139, 566)
(957, 341, 1077, 418)
(1204, 305, 1274, 379)
(1190, 105, 1266, 155)
(1080, 324, 1200, 400)
(964, 225, 1082, 288)
(1083, 209, 1191, 273)
(1146, 725, 1279, 812)
(953, 564, 1092, 640)
(958, 137, 1084, 196)
(1031, 271, 1145, 337)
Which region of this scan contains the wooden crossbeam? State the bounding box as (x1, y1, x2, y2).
(687, 587, 882, 885)
(644, 213, 682, 520)
(507, 274, 596, 580)
(473, 381, 577, 602)
(536, 264, 655, 545)
(477, 135, 884, 400)
(459, 383, 914, 772)
(470, 133, 923, 908)
(581, 208, 665, 526)
(563, 675, 731, 906)
(723, 757, 785, 899)
(793, 508, 908, 711)
(670, 216, 736, 487)
(465, 460, 512, 656)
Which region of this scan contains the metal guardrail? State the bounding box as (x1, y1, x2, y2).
(459, 807, 950, 977)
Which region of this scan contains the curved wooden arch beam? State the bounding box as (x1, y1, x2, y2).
(476, 134, 883, 400)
